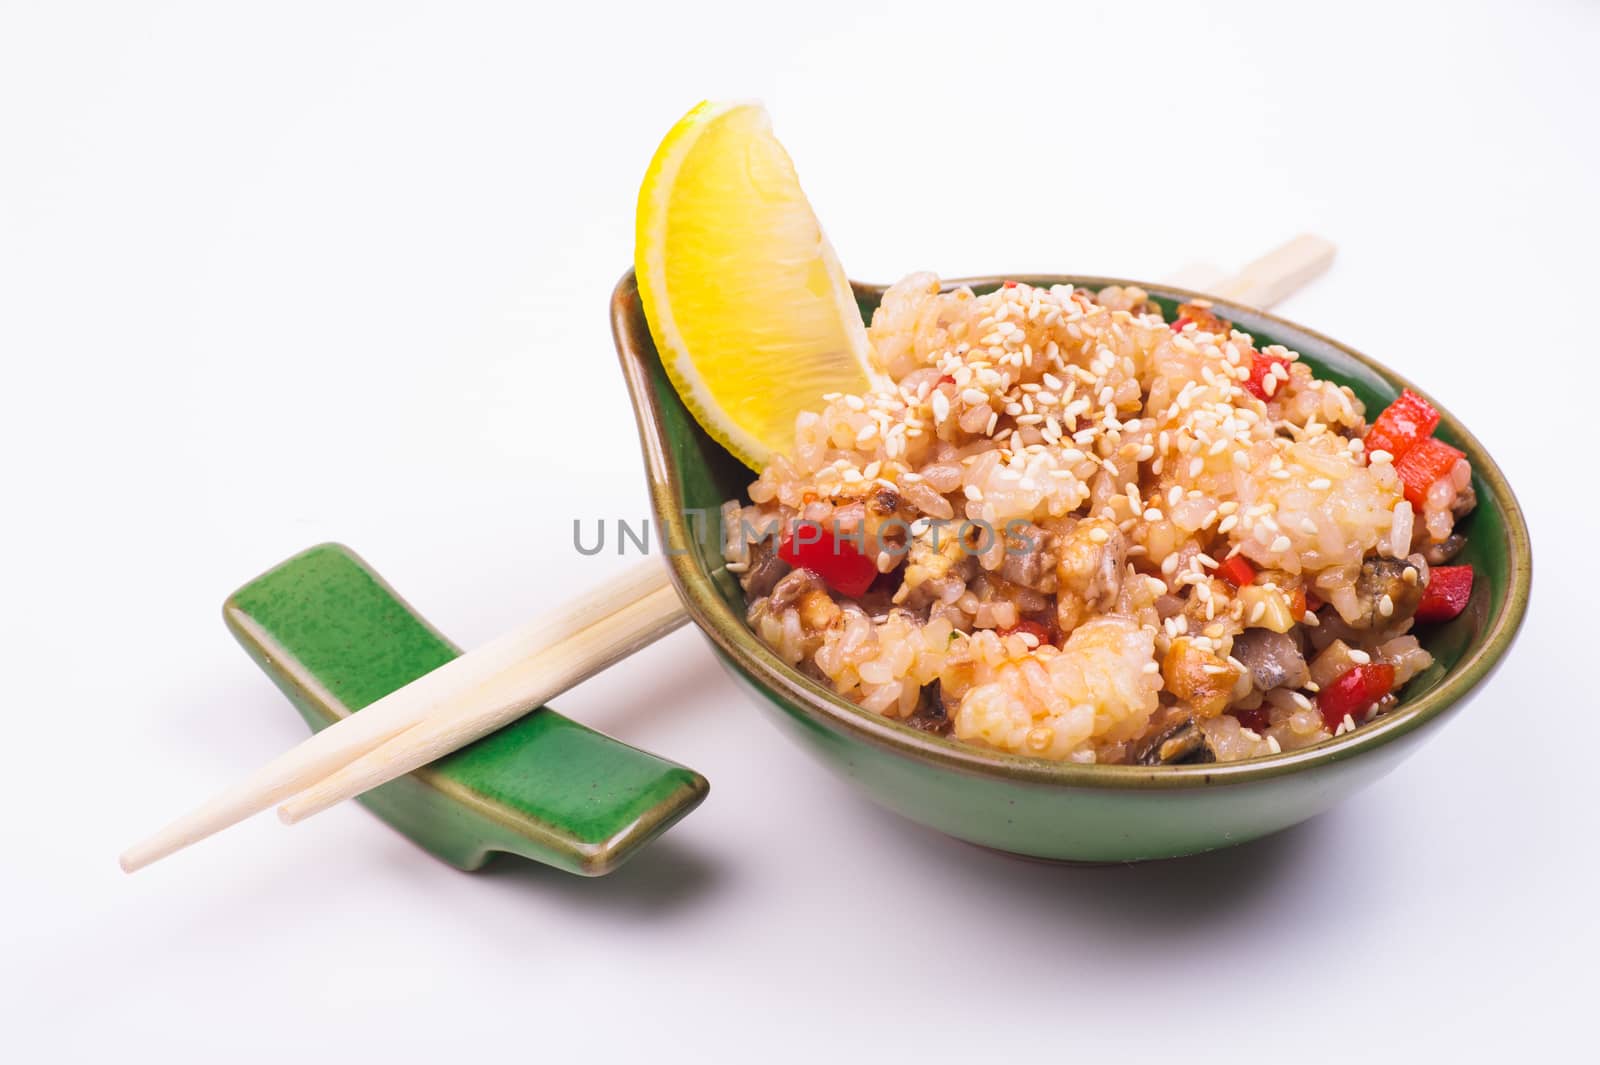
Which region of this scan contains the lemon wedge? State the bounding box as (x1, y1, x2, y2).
(635, 101, 874, 471)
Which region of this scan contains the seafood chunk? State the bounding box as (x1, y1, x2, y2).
(1054, 518, 1126, 636)
(1161, 636, 1245, 718)
(1133, 712, 1216, 766)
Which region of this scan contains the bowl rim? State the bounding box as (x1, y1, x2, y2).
(613, 269, 1533, 789)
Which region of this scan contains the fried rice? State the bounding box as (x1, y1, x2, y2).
(721, 275, 1475, 765)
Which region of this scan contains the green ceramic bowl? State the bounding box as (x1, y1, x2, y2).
(614, 271, 1532, 862)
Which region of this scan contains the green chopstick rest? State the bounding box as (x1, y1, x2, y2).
(223, 543, 708, 875)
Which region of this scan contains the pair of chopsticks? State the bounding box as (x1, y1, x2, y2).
(119, 234, 1335, 874)
(119, 558, 686, 872)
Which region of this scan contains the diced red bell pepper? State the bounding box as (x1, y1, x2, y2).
(1243, 349, 1291, 401)
(778, 527, 878, 597)
(1393, 436, 1466, 509)
(1171, 316, 1192, 332)
(1216, 555, 1257, 588)
(1003, 280, 1018, 289)
(1318, 663, 1396, 731)
(1416, 565, 1473, 623)
(998, 619, 1052, 646)
(1233, 705, 1272, 733)
(1364, 389, 1439, 461)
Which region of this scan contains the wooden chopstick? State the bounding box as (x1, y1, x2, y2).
(121, 235, 1335, 871)
(1206, 234, 1335, 309)
(119, 557, 673, 872)
(277, 582, 689, 824)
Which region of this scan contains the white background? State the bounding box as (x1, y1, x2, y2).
(3, 1, 1593, 1061)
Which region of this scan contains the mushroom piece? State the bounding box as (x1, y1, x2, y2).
(997, 522, 1056, 592)
(1351, 555, 1424, 629)
(768, 567, 823, 611)
(739, 541, 790, 599)
(1230, 628, 1310, 693)
(1421, 532, 1467, 566)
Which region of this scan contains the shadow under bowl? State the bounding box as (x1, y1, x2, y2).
(613, 270, 1531, 862)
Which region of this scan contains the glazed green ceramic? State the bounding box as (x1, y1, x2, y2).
(614, 270, 1532, 862)
(225, 543, 708, 874)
